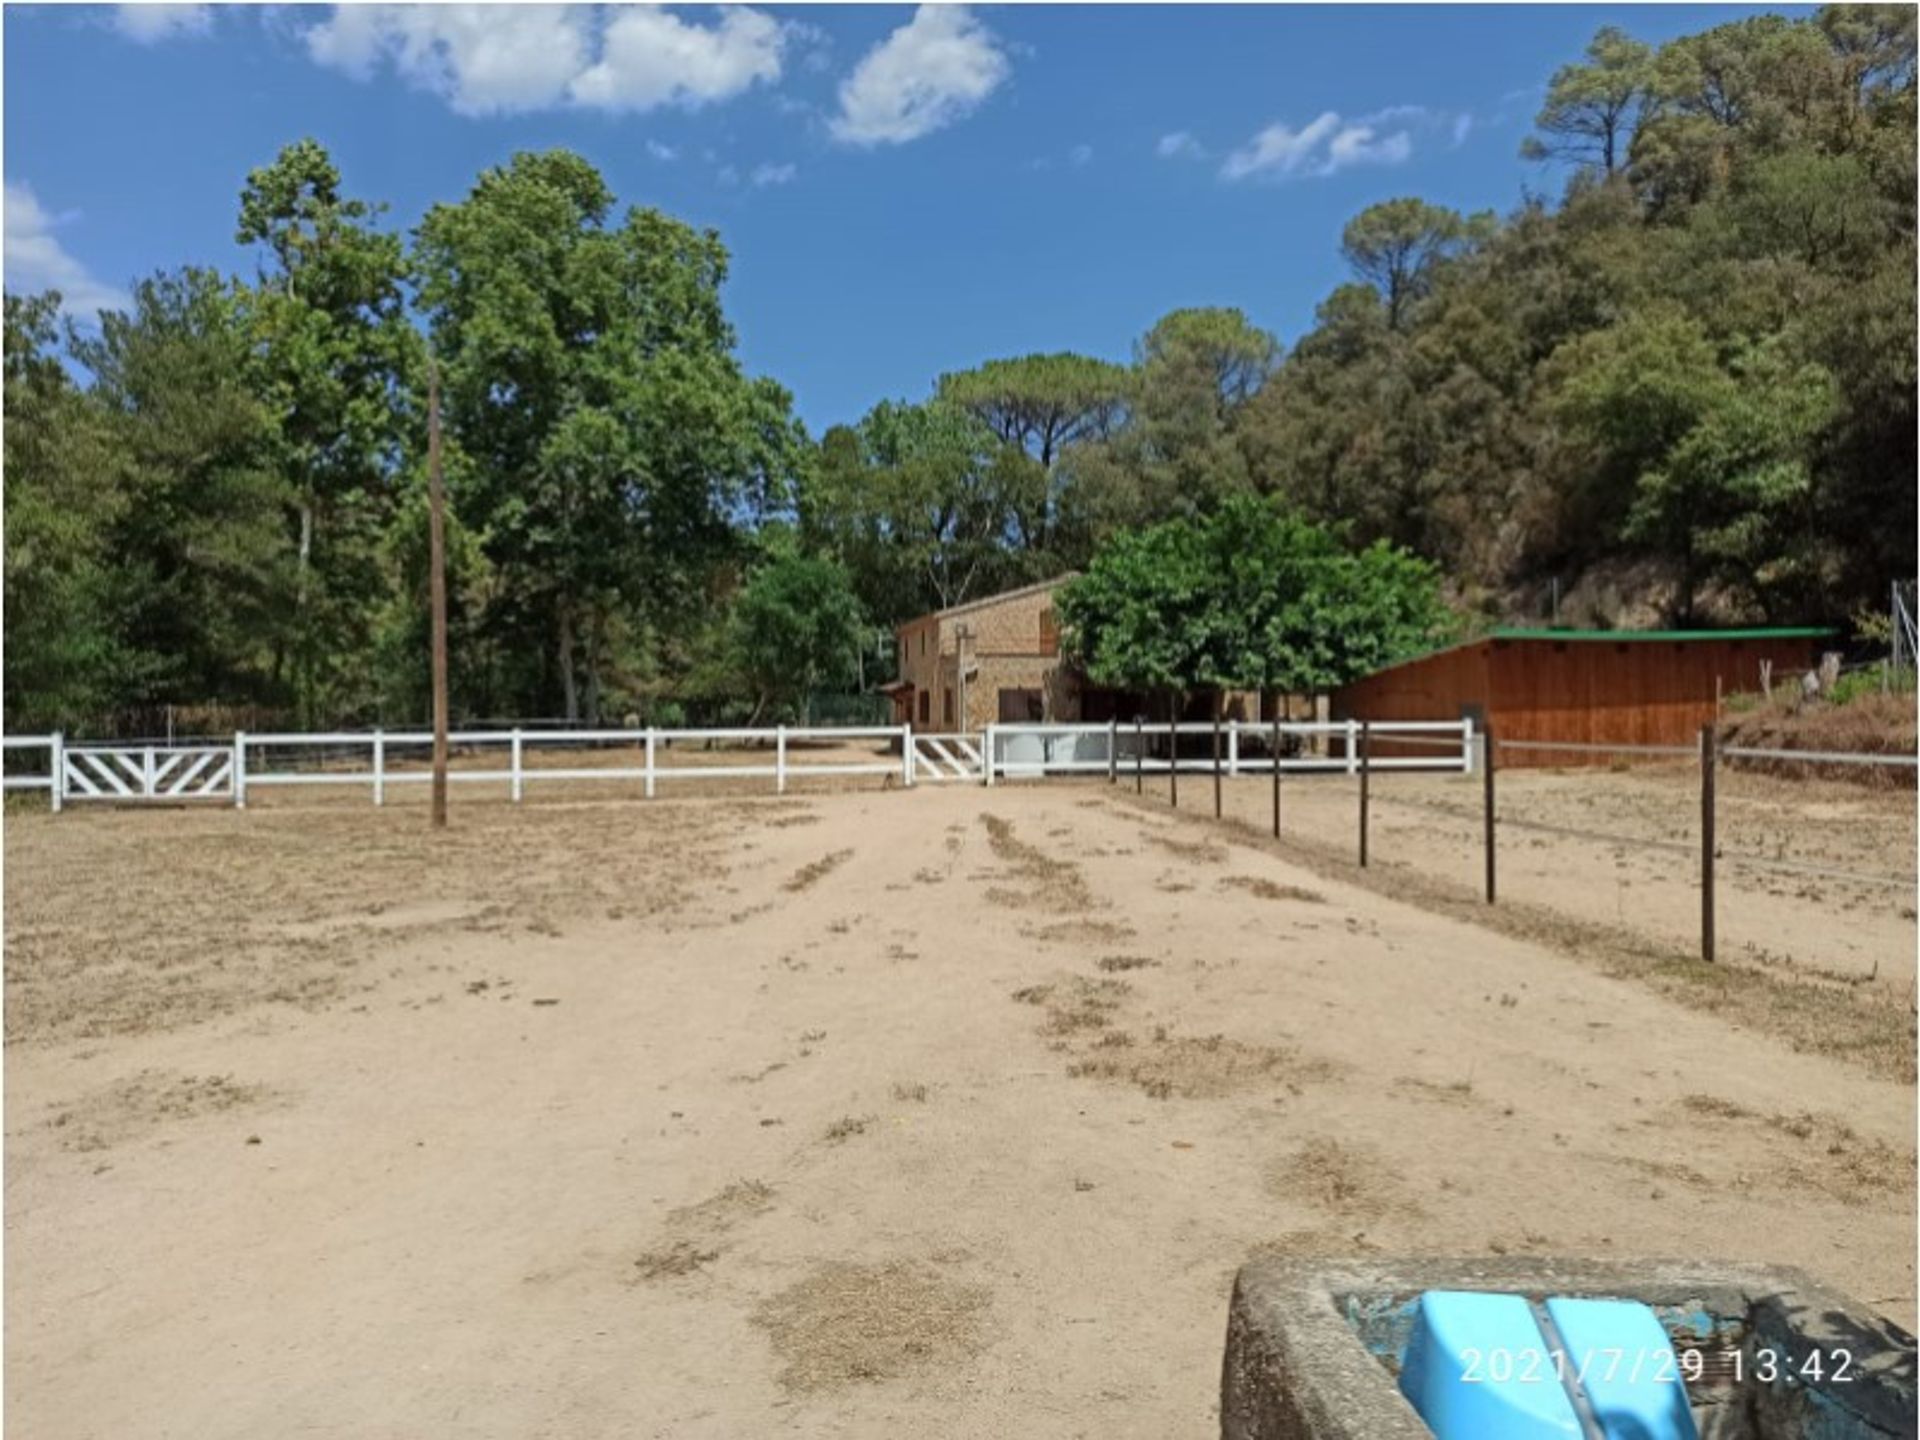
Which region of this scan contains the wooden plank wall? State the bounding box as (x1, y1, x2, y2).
(1488, 637, 1823, 761)
(1334, 637, 1826, 767)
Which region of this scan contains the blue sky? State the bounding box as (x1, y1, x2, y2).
(6, 3, 1799, 430)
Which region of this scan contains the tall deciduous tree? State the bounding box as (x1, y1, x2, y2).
(413, 149, 806, 721)
(236, 138, 416, 723)
(70, 269, 292, 712)
(3, 293, 130, 729)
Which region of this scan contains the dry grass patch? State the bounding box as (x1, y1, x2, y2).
(1096, 955, 1159, 973)
(1069, 1029, 1329, 1101)
(1143, 831, 1228, 863)
(824, 1114, 876, 1144)
(1024, 918, 1137, 946)
(46, 1069, 276, 1152)
(633, 1240, 719, 1281)
(1269, 1136, 1417, 1221)
(753, 1259, 990, 1392)
(981, 815, 1095, 911)
(783, 849, 853, 893)
(1219, 875, 1324, 904)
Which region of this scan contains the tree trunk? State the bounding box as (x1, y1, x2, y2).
(558, 604, 578, 723)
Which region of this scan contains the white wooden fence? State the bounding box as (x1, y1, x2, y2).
(0, 719, 1476, 811)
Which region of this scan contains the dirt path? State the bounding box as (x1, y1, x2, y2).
(1151, 762, 1917, 987)
(5, 786, 1913, 1437)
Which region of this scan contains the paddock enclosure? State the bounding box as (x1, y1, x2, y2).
(3, 723, 1914, 1438)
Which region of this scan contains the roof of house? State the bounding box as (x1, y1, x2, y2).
(895, 574, 1077, 633)
(1342, 624, 1839, 687)
(1485, 625, 1836, 643)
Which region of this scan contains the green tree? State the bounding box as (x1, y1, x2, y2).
(1057, 496, 1449, 702)
(936, 352, 1132, 559)
(1339, 199, 1488, 330)
(413, 149, 806, 721)
(727, 543, 865, 723)
(236, 138, 417, 723)
(1523, 26, 1654, 174)
(3, 293, 130, 728)
(70, 269, 292, 712)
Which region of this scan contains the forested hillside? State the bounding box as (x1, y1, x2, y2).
(5, 6, 1913, 733)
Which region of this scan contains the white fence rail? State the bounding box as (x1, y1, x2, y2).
(0, 720, 1483, 811)
(983, 719, 1475, 782)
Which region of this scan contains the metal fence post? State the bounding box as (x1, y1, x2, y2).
(233, 730, 247, 809)
(776, 725, 787, 794)
(1271, 716, 1281, 838)
(373, 729, 386, 807)
(1358, 721, 1371, 867)
(50, 731, 64, 814)
(510, 728, 524, 803)
(645, 728, 656, 799)
(1134, 720, 1143, 794)
(1108, 718, 1117, 785)
(1482, 724, 1496, 904)
(1701, 724, 1716, 963)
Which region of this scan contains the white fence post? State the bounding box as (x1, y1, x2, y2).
(644, 728, 656, 799)
(233, 730, 248, 809)
(984, 724, 996, 787)
(776, 725, 787, 794)
(1461, 720, 1475, 776)
(373, 729, 386, 806)
(903, 725, 916, 788)
(50, 731, 64, 814)
(1228, 724, 1240, 777)
(511, 728, 524, 803)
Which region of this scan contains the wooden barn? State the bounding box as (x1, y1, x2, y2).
(1331, 627, 1835, 765)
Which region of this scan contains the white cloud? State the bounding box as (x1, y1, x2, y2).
(113, 4, 211, 43)
(306, 5, 590, 115)
(646, 139, 680, 162)
(3, 183, 129, 320)
(571, 5, 784, 112)
(1220, 107, 1426, 182)
(750, 162, 797, 187)
(1156, 130, 1204, 160)
(304, 4, 784, 118)
(829, 5, 1009, 146)
(1069, 143, 1093, 167)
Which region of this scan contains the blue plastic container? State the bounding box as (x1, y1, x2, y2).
(1546, 1296, 1699, 1440)
(1398, 1290, 1583, 1438)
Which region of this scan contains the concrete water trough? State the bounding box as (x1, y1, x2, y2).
(1221, 1256, 1916, 1440)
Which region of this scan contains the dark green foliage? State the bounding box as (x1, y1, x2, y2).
(1056, 496, 1450, 697)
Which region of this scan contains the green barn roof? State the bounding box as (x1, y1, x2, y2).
(1486, 626, 1835, 643)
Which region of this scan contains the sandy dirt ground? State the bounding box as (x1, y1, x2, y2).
(1144, 759, 1917, 988)
(5, 781, 1915, 1439)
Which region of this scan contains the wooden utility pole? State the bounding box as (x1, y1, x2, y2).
(1700, 724, 1716, 963)
(427, 360, 450, 830)
(1482, 723, 1496, 904)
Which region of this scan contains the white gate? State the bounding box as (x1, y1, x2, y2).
(62, 745, 234, 803)
(909, 732, 985, 783)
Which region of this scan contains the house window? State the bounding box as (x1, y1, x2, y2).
(918, 689, 930, 724)
(998, 688, 1044, 722)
